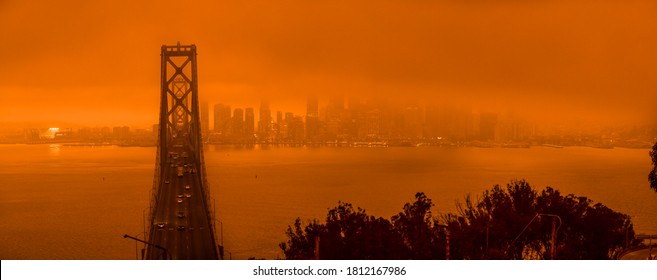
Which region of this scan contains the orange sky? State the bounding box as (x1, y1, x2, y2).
(1, 0, 656, 128)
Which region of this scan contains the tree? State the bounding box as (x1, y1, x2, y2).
(279, 218, 321, 260)
(650, 141, 657, 192)
(279, 202, 406, 260)
(320, 202, 403, 259)
(280, 194, 444, 260)
(443, 179, 634, 260)
(280, 181, 635, 259)
(391, 192, 445, 259)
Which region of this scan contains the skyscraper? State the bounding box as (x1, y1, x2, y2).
(245, 107, 255, 138)
(306, 95, 320, 141)
(214, 104, 232, 136)
(325, 95, 344, 140)
(232, 108, 244, 139)
(259, 100, 272, 141)
(275, 111, 283, 141)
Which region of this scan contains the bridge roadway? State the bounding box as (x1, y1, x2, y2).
(147, 146, 217, 259)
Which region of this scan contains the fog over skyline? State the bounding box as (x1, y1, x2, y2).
(1, 0, 656, 128)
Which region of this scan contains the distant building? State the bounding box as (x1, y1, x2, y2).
(25, 128, 40, 141)
(359, 107, 382, 140)
(214, 104, 231, 136)
(274, 111, 283, 141)
(402, 106, 422, 139)
(232, 108, 244, 139)
(245, 107, 255, 138)
(306, 95, 320, 141)
(259, 100, 272, 141)
(276, 111, 283, 125)
(101, 127, 112, 138)
(324, 95, 344, 140)
(479, 113, 498, 141)
(289, 115, 305, 142)
(113, 126, 130, 140)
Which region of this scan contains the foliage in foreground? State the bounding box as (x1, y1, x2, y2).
(279, 180, 636, 260)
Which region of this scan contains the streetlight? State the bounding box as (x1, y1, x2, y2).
(131, 232, 145, 260)
(123, 234, 169, 260)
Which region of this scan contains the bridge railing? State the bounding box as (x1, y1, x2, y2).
(145, 128, 162, 258)
(197, 138, 220, 258)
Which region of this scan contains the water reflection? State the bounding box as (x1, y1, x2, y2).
(48, 144, 61, 156)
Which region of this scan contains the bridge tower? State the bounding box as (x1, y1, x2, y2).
(158, 43, 203, 169)
(146, 43, 219, 259)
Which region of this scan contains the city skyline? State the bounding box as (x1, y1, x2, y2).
(8, 94, 655, 149)
(2, 1, 657, 264)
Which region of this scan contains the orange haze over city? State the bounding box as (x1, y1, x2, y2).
(1, 0, 656, 129)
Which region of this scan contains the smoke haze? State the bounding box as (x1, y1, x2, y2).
(1, 0, 656, 127)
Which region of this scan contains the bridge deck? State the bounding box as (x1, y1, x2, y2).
(147, 145, 217, 259)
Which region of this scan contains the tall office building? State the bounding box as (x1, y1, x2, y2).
(259, 100, 272, 140)
(306, 95, 320, 141)
(275, 111, 283, 141)
(232, 108, 244, 138)
(213, 104, 231, 135)
(307, 95, 319, 117)
(276, 111, 283, 125)
(245, 107, 255, 137)
(325, 95, 343, 140)
(289, 115, 305, 142)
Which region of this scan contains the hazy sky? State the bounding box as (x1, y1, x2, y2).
(1, 0, 656, 127)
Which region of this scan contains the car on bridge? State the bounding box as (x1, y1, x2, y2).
(177, 212, 185, 219)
